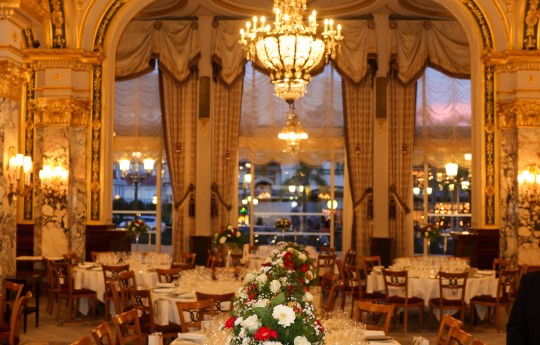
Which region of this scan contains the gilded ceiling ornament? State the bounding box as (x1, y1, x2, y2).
(0, 61, 30, 101)
(524, 0, 540, 49)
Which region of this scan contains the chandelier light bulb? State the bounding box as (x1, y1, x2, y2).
(278, 104, 308, 153)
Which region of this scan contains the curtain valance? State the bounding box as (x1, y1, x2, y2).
(116, 21, 200, 82)
(212, 21, 247, 86)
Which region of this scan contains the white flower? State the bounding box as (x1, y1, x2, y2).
(294, 336, 311, 345)
(303, 292, 313, 302)
(242, 314, 260, 331)
(273, 259, 284, 267)
(234, 317, 243, 326)
(236, 231, 242, 237)
(261, 266, 272, 273)
(257, 273, 268, 283)
(254, 299, 269, 308)
(272, 304, 296, 327)
(262, 342, 283, 345)
(297, 253, 307, 262)
(244, 272, 256, 283)
(219, 236, 227, 244)
(270, 280, 281, 294)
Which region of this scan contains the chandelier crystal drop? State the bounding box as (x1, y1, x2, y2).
(278, 104, 308, 152)
(239, 0, 343, 104)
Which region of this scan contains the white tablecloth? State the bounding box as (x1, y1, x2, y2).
(367, 271, 498, 319)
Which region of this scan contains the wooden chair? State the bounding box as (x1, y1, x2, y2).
(63, 253, 80, 266)
(70, 336, 93, 345)
(112, 309, 144, 345)
(436, 314, 463, 345)
(0, 291, 31, 345)
(470, 268, 519, 332)
(102, 264, 129, 320)
(195, 292, 235, 314)
(45, 259, 65, 315)
(105, 280, 122, 319)
(354, 301, 395, 334)
(322, 280, 344, 315)
(447, 326, 473, 345)
(206, 254, 217, 269)
(176, 299, 215, 333)
(343, 249, 356, 266)
(91, 321, 114, 345)
(492, 258, 512, 276)
(129, 288, 181, 340)
(429, 271, 468, 324)
(171, 253, 196, 269)
(230, 253, 245, 267)
(117, 271, 138, 312)
(316, 254, 336, 280)
(361, 256, 382, 279)
(319, 246, 335, 256)
(382, 269, 424, 333)
(342, 264, 385, 316)
(156, 268, 182, 283)
(51, 261, 98, 321)
(0, 281, 23, 331)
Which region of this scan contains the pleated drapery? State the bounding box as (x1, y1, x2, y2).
(115, 21, 200, 258)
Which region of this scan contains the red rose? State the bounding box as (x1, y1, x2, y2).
(224, 316, 237, 329)
(254, 326, 277, 341)
(300, 263, 309, 272)
(316, 320, 325, 332)
(284, 251, 293, 260)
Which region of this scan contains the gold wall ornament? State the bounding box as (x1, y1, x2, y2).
(49, 0, 66, 48)
(33, 97, 90, 127)
(0, 61, 30, 101)
(498, 99, 540, 127)
(484, 50, 540, 72)
(22, 49, 102, 71)
(524, 0, 540, 49)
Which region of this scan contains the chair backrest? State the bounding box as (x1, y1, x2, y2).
(493, 258, 512, 274)
(63, 252, 79, 266)
(437, 271, 468, 304)
(117, 271, 138, 312)
(206, 255, 217, 269)
(323, 280, 344, 314)
(230, 253, 244, 267)
(343, 249, 356, 266)
(112, 309, 144, 345)
(102, 264, 130, 282)
(362, 256, 382, 278)
(381, 269, 409, 300)
(0, 280, 23, 320)
(176, 299, 215, 333)
(343, 264, 364, 298)
(70, 336, 93, 345)
(355, 301, 395, 334)
(156, 267, 182, 283)
(92, 321, 114, 345)
(319, 246, 335, 256)
(495, 269, 520, 301)
(105, 279, 122, 316)
(317, 254, 336, 278)
(8, 291, 32, 345)
(195, 292, 235, 313)
(129, 288, 156, 333)
(436, 314, 463, 345)
(181, 252, 197, 265)
(50, 260, 71, 292)
(447, 326, 473, 345)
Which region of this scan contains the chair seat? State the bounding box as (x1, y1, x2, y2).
(429, 298, 465, 307)
(363, 290, 386, 299)
(59, 288, 97, 296)
(140, 322, 182, 335)
(471, 295, 512, 304)
(388, 295, 424, 305)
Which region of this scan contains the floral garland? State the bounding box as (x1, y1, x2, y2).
(215, 224, 244, 245)
(275, 218, 292, 230)
(418, 223, 440, 239)
(127, 218, 148, 236)
(224, 242, 325, 345)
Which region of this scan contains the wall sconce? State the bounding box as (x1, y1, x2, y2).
(518, 165, 540, 185)
(6, 147, 33, 201)
(39, 165, 69, 196)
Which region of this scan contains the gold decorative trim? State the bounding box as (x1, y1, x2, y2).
(23, 49, 102, 71)
(32, 97, 90, 127)
(485, 49, 540, 72)
(524, 0, 540, 49)
(23, 69, 36, 221)
(90, 65, 102, 220)
(0, 61, 30, 101)
(49, 0, 66, 48)
(498, 99, 540, 128)
(0, 8, 32, 28)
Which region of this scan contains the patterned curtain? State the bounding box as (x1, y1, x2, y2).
(387, 76, 416, 258)
(343, 79, 374, 261)
(159, 69, 198, 261)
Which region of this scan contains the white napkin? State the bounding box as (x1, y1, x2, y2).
(365, 330, 385, 337)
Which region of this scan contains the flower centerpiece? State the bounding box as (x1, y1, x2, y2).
(275, 218, 292, 230)
(418, 223, 440, 240)
(223, 242, 325, 345)
(214, 224, 245, 257)
(127, 218, 149, 251)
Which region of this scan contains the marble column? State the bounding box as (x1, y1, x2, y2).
(499, 128, 518, 262)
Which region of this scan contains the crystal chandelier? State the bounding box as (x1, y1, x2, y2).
(278, 104, 308, 152)
(239, 0, 343, 104)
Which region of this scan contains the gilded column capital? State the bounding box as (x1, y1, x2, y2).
(33, 97, 90, 127)
(484, 50, 540, 72)
(0, 60, 30, 101)
(498, 99, 540, 128)
(23, 49, 103, 71)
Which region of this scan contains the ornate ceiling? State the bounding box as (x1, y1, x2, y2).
(135, 0, 454, 20)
